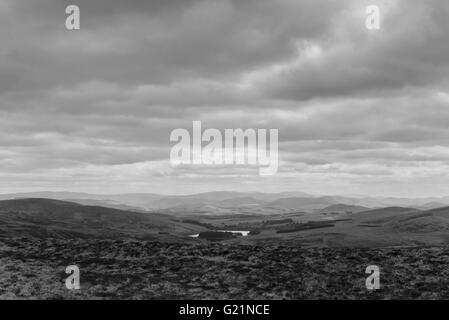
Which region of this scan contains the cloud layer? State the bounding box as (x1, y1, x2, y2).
(0, 0, 449, 196)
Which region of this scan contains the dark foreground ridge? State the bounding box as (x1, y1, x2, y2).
(1, 237, 449, 300)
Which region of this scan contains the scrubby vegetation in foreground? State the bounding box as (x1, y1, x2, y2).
(1, 237, 449, 299)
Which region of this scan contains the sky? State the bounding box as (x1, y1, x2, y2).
(0, 0, 449, 197)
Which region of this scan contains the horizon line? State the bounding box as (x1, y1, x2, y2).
(0, 190, 448, 200)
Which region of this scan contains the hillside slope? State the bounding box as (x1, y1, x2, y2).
(318, 204, 370, 215)
(0, 198, 204, 240)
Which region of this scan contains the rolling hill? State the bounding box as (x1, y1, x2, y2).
(389, 206, 449, 233)
(0, 198, 205, 240)
(267, 196, 338, 212)
(2, 191, 449, 215)
(318, 204, 370, 215)
(350, 206, 420, 221)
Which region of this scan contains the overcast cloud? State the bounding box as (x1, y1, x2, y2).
(0, 0, 449, 196)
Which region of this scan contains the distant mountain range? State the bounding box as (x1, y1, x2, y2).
(1, 191, 449, 214)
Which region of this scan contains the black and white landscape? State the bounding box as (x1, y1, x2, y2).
(1, 0, 449, 300)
